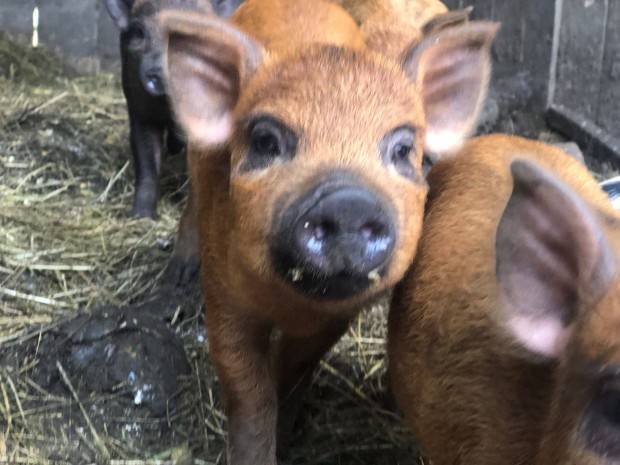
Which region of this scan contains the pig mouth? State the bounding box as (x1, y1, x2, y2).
(271, 229, 391, 300)
(276, 259, 382, 300)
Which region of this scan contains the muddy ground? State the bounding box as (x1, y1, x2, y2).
(0, 32, 616, 465)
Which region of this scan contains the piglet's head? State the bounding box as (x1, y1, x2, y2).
(105, 0, 234, 97)
(160, 10, 498, 307)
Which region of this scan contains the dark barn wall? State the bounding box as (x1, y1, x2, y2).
(0, 0, 36, 40)
(445, 0, 620, 145)
(443, 0, 557, 136)
(553, 0, 619, 138)
(0, 0, 120, 74)
(546, 0, 620, 167)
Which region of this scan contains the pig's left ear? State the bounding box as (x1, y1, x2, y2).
(496, 159, 616, 358)
(159, 10, 264, 147)
(105, 0, 133, 30)
(402, 21, 499, 156)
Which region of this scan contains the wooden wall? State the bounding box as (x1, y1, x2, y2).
(552, 0, 619, 139)
(0, 0, 120, 74)
(442, 0, 556, 136)
(444, 0, 620, 143)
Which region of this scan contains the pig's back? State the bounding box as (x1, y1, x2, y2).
(388, 134, 615, 465)
(417, 135, 614, 302)
(230, 0, 365, 54)
(415, 134, 612, 300)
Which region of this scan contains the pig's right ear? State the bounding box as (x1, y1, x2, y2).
(495, 159, 616, 359)
(401, 21, 499, 157)
(159, 10, 264, 147)
(105, 0, 133, 30)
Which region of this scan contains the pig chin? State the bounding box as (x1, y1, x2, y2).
(271, 259, 386, 300)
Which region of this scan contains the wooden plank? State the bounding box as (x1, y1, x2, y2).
(596, 0, 620, 139)
(546, 104, 620, 170)
(441, 0, 555, 81)
(554, 0, 608, 121)
(444, 0, 555, 136)
(442, 0, 464, 9)
(440, 0, 493, 21)
(490, 0, 555, 81)
(470, 0, 495, 21)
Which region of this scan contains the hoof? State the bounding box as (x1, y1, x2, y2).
(136, 284, 201, 322)
(130, 206, 159, 220)
(163, 254, 200, 288)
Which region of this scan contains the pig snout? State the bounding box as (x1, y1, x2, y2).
(140, 62, 166, 96)
(271, 179, 396, 299)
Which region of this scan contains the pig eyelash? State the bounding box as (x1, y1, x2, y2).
(379, 125, 417, 180)
(422, 154, 434, 177)
(239, 114, 298, 172)
(125, 22, 147, 47)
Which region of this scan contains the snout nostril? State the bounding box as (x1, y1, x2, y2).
(360, 222, 384, 240)
(314, 224, 326, 240)
(142, 69, 166, 96)
(306, 220, 336, 241)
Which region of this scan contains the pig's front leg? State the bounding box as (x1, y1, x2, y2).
(164, 189, 200, 286)
(275, 317, 351, 458)
(129, 117, 164, 219)
(166, 121, 186, 155)
(209, 311, 277, 465)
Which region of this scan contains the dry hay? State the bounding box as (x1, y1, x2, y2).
(0, 34, 414, 464)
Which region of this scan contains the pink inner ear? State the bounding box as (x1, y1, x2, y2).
(186, 113, 232, 147)
(424, 128, 466, 155)
(506, 312, 574, 359)
(402, 21, 498, 158)
(496, 159, 617, 361)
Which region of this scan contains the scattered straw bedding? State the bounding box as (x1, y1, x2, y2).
(0, 33, 412, 464)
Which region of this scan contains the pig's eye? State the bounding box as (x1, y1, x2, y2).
(241, 114, 298, 171)
(392, 143, 412, 161)
(126, 22, 146, 46)
(252, 131, 280, 157)
(600, 389, 620, 425)
(380, 126, 417, 180)
(579, 377, 620, 459)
